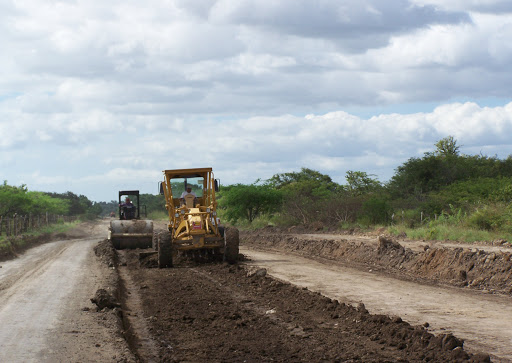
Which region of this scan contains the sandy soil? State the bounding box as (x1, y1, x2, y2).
(0, 220, 134, 362)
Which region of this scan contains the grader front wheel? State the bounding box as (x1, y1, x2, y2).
(158, 231, 173, 268)
(224, 227, 239, 264)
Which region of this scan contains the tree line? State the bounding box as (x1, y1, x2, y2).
(3, 136, 511, 236)
(0, 182, 102, 219)
(217, 137, 512, 234)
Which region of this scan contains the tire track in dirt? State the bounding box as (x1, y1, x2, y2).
(0, 240, 93, 361)
(0, 240, 70, 293)
(117, 250, 160, 362)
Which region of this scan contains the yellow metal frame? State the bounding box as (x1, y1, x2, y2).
(161, 167, 223, 250)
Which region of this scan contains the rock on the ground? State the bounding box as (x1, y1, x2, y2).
(91, 289, 120, 310)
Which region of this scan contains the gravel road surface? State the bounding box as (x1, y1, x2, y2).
(0, 222, 132, 362)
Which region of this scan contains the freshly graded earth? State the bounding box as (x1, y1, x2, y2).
(115, 239, 491, 362)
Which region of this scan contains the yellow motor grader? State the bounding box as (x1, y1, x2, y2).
(156, 167, 239, 268)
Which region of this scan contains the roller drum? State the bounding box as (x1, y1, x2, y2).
(109, 219, 154, 249)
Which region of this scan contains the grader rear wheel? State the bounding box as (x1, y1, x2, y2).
(224, 227, 239, 264)
(158, 231, 173, 268)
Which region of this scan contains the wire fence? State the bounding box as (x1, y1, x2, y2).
(0, 213, 78, 238)
(391, 210, 443, 224)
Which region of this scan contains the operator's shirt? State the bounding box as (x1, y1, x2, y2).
(180, 191, 197, 199)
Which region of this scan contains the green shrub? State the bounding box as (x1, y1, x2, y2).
(492, 183, 512, 202)
(468, 206, 504, 231)
(359, 197, 392, 225)
(219, 183, 282, 223)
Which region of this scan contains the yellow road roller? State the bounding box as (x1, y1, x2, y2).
(108, 190, 154, 249)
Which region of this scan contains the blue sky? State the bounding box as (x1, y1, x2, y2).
(1, 0, 511, 201)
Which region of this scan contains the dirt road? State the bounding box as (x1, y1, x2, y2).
(0, 220, 506, 362)
(0, 221, 132, 362)
(241, 247, 512, 362)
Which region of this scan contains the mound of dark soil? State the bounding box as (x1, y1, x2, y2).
(91, 288, 121, 310)
(121, 251, 488, 362)
(93, 239, 118, 267)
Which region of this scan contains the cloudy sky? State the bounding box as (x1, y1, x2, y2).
(1, 0, 511, 202)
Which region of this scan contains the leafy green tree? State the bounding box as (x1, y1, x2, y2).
(387, 137, 512, 201)
(267, 167, 340, 192)
(140, 193, 166, 215)
(219, 184, 282, 223)
(391, 154, 512, 199)
(279, 180, 331, 225)
(435, 135, 461, 157)
(0, 181, 32, 217)
(96, 200, 119, 216)
(45, 191, 93, 216)
(270, 171, 339, 226)
(388, 154, 443, 198)
(27, 191, 69, 215)
(345, 170, 381, 196)
(85, 202, 103, 219)
(492, 182, 512, 202)
(0, 181, 74, 217)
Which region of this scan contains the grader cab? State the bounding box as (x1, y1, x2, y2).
(156, 167, 239, 268)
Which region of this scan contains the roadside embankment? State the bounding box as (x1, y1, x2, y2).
(241, 229, 512, 296)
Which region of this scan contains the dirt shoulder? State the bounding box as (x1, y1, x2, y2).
(240, 228, 512, 296)
(0, 219, 101, 263)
